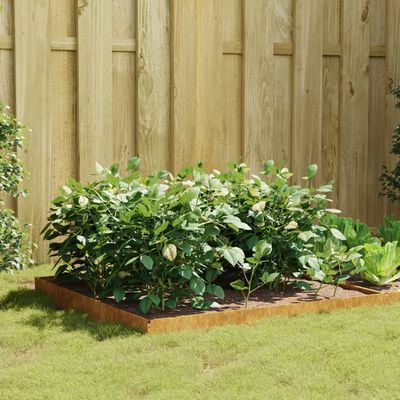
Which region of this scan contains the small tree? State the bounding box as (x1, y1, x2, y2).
(0, 105, 32, 272)
(381, 86, 400, 201)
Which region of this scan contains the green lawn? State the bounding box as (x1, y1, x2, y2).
(1, 265, 400, 399)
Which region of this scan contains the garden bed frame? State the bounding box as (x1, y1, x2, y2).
(35, 277, 400, 334)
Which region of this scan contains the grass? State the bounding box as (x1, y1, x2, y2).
(1, 266, 400, 399)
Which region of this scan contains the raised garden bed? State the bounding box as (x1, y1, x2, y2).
(35, 276, 400, 334)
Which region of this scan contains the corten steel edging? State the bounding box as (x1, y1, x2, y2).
(35, 276, 400, 334)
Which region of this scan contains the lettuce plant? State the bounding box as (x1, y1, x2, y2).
(357, 242, 400, 286)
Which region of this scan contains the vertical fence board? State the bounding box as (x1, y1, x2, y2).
(51, 52, 78, 198)
(321, 0, 340, 203)
(322, 57, 340, 204)
(274, 0, 292, 43)
(136, 0, 170, 175)
(197, 0, 224, 170)
(113, 53, 136, 171)
(385, 0, 400, 218)
(340, 0, 370, 221)
(292, 0, 323, 180)
(368, 58, 386, 225)
(222, 0, 242, 164)
(77, 0, 112, 181)
(273, 56, 292, 166)
(14, 0, 51, 262)
(243, 0, 274, 173)
(171, 0, 197, 172)
(112, 2, 135, 172)
(0, 0, 15, 210)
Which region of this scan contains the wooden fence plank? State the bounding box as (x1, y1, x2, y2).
(170, 0, 197, 172)
(292, 0, 324, 181)
(385, 0, 400, 218)
(136, 0, 170, 175)
(196, 0, 224, 170)
(14, 0, 51, 262)
(222, 0, 242, 165)
(243, 0, 274, 173)
(321, 0, 340, 203)
(77, 0, 112, 181)
(340, 0, 370, 221)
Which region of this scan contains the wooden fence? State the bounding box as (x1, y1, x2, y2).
(0, 0, 399, 262)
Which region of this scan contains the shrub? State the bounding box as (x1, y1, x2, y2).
(381, 86, 400, 201)
(44, 159, 352, 313)
(0, 105, 32, 273)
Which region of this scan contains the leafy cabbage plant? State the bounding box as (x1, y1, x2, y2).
(357, 242, 400, 286)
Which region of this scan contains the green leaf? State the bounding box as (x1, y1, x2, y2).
(113, 287, 125, 303)
(294, 280, 312, 291)
(205, 268, 219, 283)
(127, 157, 140, 171)
(190, 277, 206, 295)
(261, 272, 280, 284)
(191, 296, 213, 310)
(253, 240, 272, 260)
(205, 284, 225, 299)
(180, 242, 193, 254)
(140, 255, 154, 270)
(230, 279, 248, 291)
(223, 247, 245, 266)
(154, 221, 169, 236)
(298, 231, 319, 242)
(205, 224, 220, 236)
(165, 299, 177, 309)
(303, 164, 318, 181)
(138, 297, 153, 314)
(148, 294, 161, 306)
(330, 228, 346, 241)
(179, 265, 192, 280)
(223, 215, 252, 231)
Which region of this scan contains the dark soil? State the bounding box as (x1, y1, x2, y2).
(50, 278, 366, 320)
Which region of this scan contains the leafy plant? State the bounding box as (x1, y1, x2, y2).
(320, 214, 376, 249)
(377, 215, 400, 244)
(302, 235, 363, 294)
(43, 159, 351, 313)
(381, 86, 400, 201)
(356, 241, 400, 286)
(0, 105, 32, 272)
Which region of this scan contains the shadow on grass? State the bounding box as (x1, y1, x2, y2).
(0, 288, 142, 341)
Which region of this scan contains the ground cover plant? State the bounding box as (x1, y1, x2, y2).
(2, 265, 400, 400)
(0, 105, 32, 273)
(43, 159, 400, 314)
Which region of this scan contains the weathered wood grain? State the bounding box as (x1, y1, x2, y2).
(243, 0, 274, 173)
(340, 0, 370, 221)
(14, 0, 51, 262)
(77, 0, 112, 181)
(292, 0, 324, 182)
(136, 0, 170, 175)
